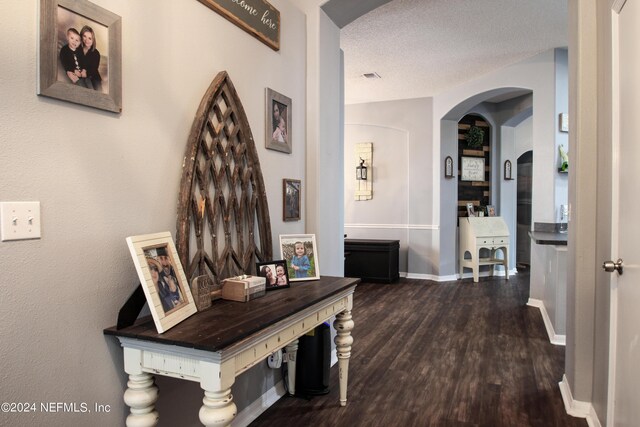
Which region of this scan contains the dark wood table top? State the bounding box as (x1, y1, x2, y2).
(104, 276, 359, 353)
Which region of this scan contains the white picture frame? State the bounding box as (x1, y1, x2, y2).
(126, 231, 197, 333)
(461, 156, 485, 181)
(279, 234, 320, 282)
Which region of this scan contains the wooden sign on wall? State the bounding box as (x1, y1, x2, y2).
(198, 0, 280, 51)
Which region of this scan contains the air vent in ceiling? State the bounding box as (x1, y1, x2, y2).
(362, 72, 381, 79)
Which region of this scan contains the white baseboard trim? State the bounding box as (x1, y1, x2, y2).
(527, 299, 566, 346)
(406, 272, 456, 281)
(405, 268, 517, 283)
(559, 375, 602, 427)
(233, 380, 287, 427)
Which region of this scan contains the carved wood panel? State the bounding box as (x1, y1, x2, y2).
(176, 71, 272, 297)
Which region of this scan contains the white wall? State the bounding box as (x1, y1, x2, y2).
(0, 1, 311, 425)
(344, 50, 566, 280)
(344, 124, 409, 272)
(345, 98, 435, 276)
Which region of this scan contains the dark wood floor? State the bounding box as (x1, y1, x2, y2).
(250, 273, 587, 427)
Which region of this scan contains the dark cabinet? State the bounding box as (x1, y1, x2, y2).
(344, 239, 400, 283)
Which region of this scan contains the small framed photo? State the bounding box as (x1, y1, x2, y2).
(38, 0, 122, 113)
(283, 179, 301, 221)
(504, 160, 513, 180)
(256, 260, 290, 290)
(126, 232, 197, 333)
(487, 205, 496, 217)
(279, 234, 320, 282)
(265, 88, 292, 153)
(444, 156, 454, 178)
(466, 202, 476, 217)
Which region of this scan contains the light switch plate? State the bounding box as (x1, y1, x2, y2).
(1, 202, 41, 241)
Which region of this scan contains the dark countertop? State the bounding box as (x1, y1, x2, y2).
(528, 231, 568, 246)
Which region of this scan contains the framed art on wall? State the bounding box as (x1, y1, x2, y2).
(504, 160, 513, 180)
(38, 0, 122, 113)
(265, 88, 292, 153)
(279, 234, 320, 282)
(256, 260, 290, 290)
(126, 232, 197, 333)
(283, 178, 301, 221)
(461, 156, 485, 181)
(444, 156, 454, 178)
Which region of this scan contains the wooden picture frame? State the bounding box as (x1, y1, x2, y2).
(256, 260, 290, 290)
(279, 234, 320, 282)
(265, 88, 292, 153)
(444, 156, 454, 178)
(283, 179, 301, 221)
(126, 232, 197, 333)
(461, 156, 485, 181)
(504, 160, 513, 180)
(196, 0, 280, 51)
(38, 0, 122, 113)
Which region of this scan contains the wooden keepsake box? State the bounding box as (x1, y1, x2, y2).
(221, 275, 266, 302)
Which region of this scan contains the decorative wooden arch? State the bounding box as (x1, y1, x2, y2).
(176, 71, 272, 298)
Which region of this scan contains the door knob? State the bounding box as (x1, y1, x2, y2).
(602, 258, 624, 275)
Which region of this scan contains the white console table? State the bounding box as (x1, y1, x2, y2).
(459, 217, 510, 282)
(104, 276, 358, 427)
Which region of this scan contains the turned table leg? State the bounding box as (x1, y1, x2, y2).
(123, 373, 159, 427)
(199, 388, 236, 427)
(199, 360, 236, 427)
(334, 309, 354, 407)
(285, 339, 299, 395)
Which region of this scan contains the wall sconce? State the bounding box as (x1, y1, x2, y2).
(356, 158, 368, 180)
(355, 142, 372, 201)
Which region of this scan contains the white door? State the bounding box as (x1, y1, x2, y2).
(609, 1, 640, 424)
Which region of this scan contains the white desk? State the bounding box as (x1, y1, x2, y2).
(459, 217, 510, 282)
(105, 276, 358, 427)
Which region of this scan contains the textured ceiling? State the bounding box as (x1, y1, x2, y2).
(340, 0, 568, 104)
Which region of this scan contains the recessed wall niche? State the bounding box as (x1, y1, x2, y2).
(457, 114, 490, 218)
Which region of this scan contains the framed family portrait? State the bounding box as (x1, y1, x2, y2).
(126, 231, 197, 333)
(265, 88, 292, 153)
(283, 179, 301, 221)
(279, 234, 320, 282)
(256, 260, 290, 290)
(38, 0, 122, 113)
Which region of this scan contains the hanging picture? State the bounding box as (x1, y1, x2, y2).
(126, 232, 197, 333)
(504, 160, 513, 180)
(279, 234, 320, 282)
(197, 0, 280, 51)
(38, 0, 122, 113)
(461, 156, 485, 181)
(444, 156, 454, 178)
(265, 88, 292, 153)
(283, 179, 301, 221)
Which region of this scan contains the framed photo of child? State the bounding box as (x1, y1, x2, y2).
(256, 260, 290, 290)
(265, 88, 292, 153)
(38, 0, 122, 113)
(126, 231, 198, 333)
(279, 234, 320, 282)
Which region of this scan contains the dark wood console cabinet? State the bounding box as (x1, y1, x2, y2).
(344, 239, 400, 283)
